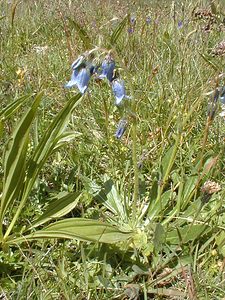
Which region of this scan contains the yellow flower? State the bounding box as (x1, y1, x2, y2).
(16, 67, 27, 85)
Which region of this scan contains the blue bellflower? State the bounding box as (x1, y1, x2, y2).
(112, 79, 130, 106)
(98, 57, 115, 82)
(64, 68, 79, 89)
(65, 58, 94, 94)
(115, 118, 128, 139)
(65, 67, 91, 94)
(71, 55, 85, 70)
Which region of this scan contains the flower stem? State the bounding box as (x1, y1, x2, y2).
(131, 113, 139, 222)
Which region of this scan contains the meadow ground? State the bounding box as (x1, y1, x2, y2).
(0, 0, 225, 299)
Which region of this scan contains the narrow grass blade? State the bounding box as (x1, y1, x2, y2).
(110, 14, 129, 46)
(9, 218, 133, 244)
(0, 15, 6, 21)
(67, 18, 92, 49)
(199, 52, 220, 71)
(11, 0, 19, 27)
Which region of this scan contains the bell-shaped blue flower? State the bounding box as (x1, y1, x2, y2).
(115, 118, 128, 139)
(64, 68, 79, 89)
(98, 56, 115, 82)
(65, 66, 92, 94)
(75, 67, 91, 94)
(71, 55, 86, 70)
(112, 79, 130, 106)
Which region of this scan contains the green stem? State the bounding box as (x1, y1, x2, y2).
(148, 133, 181, 219)
(131, 114, 139, 222)
(111, 48, 139, 224)
(190, 116, 211, 202)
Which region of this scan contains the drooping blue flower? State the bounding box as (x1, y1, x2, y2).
(75, 67, 92, 94)
(65, 66, 93, 94)
(115, 118, 128, 139)
(98, 56, 115, 82)
(71, 55, 86, 70)
(112, 79, 130, 106)
(65, 52, 95, 94)
(64, 68, 79, 89)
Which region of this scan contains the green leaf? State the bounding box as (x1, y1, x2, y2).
(31, 191, 82, 228)
(0, 94, 32, 120)
(4, 93, 83, 239)
(215, 232, 225, 256)
(9, 218, 133, 244)
(0, 15, 6, 21)
(53, 131, 81, 152)
(161, 144, 175, 178)
(110, 14, 129, 46)
(68, 18, 92, 49)
(0, 92, 43, 221)
(167, 224, 208, 244)
(210, 2, 217, 15)
(102, 180, 126, 219)
(199, 52, 220, 72)
(0, 120, 3, 139)
(90, 176, 128, 221)
(23, 93, 82, 205)
(153, 223, 166, 252)
(181, 175, 198, 209)
(148, 190, 175, 220)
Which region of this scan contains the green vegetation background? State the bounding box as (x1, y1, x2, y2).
(0, 0, 225, 299)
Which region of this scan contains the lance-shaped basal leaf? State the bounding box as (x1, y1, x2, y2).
(0, 93, 43, 220)
(53, 131, 82, 152)
(31, 191, 82, 228)
(10, 218, 133, 244)
(167, 224, 209, 245)
(3, 93, 83, 240)
(23, 93, 83, 206)
(0, 94, 32, 120)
